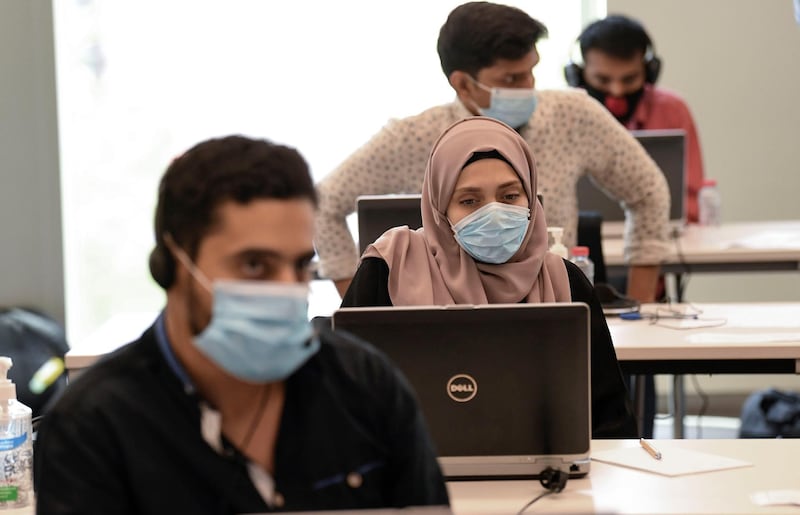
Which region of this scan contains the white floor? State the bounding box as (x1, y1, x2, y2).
(653, 414, 741, 439)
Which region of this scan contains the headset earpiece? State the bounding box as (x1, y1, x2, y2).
(539, 467, 568, 493)
(644, 53, 661, 84)
(149, 245, 176, 289)
(563, 39, 586, 87)
(563, 62, 584, 88)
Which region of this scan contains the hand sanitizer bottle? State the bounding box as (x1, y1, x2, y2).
(547, 227, 568, 259)
(0, 358, 33, 511)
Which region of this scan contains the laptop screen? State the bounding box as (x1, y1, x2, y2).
(332, 303, 591, 478)
(576, 128, 686, 236)
(356, 194, 423, 254)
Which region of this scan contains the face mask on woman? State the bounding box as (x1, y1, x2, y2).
(451, 202, 531, 264)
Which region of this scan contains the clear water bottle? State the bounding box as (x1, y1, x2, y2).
(698, 179, 721, 226)
(570, 246, 594, 285)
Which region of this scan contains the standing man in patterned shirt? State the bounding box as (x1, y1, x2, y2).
(315, 1, 670, 303)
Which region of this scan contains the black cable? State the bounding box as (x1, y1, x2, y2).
(516, 490, 556, 514)
(517, 467, 567, 513)
(670, 228, 691, 302)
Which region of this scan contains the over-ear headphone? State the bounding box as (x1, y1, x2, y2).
(149, 243, 176, 290)
(563, 31, 661, 88)
(539, 466, 568, 493)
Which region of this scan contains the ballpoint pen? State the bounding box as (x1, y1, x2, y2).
(640, 438, 662, 460)
(620, 312, 698, 321)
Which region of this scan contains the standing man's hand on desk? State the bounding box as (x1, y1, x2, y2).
(626, 264, 660, 303)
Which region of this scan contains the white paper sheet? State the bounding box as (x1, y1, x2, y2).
(591, 444, 752, 477)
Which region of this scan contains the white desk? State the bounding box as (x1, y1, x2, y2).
(610, 302, 800, 375)
(604, 221, 800, 439)
(608, 302, 800, 438)
(448, 438, 800, 514)
(604, 220, 800, 275)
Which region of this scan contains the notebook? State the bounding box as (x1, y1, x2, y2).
(331, 303, 592, 480)
(576, 129, 687, 238)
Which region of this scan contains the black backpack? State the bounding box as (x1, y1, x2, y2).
(739, 388, 800, 438)
(0, 308, 69, 419)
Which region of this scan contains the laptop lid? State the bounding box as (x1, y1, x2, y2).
(356, 194, 423, 254)
(331, 303, 591, 479)
(576, 128, 687, 238)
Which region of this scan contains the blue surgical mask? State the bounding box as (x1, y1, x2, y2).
(169, 242, 318, 383)
(194, 280, 318, 383)
(471, 79, 538, 129)
(451, 202, 531, 264)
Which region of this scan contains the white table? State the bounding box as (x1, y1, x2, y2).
(605, 223, 800, 437)
(610, 302, 800, 438)
(604, 220, 800, 275)
(448, 438, 800, 514)
(610, 302, 800, 375)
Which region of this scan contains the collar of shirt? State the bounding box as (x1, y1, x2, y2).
(154, 312, 279, 506)
(154, 311, 196, 395)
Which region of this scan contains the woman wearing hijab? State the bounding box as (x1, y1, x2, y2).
(342, 116, 636, 438)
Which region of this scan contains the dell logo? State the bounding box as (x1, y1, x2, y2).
(446, 374, 478, 402)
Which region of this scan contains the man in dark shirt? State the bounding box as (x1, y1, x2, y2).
(34, 135, 449, 514)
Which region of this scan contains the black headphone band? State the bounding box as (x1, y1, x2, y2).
(564, 38, 661, 87)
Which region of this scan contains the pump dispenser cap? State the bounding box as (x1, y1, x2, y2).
(547, 227, 569, 259)
(0, 357, 16, 402)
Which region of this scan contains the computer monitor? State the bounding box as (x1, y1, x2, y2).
(576, 129, 686, 238)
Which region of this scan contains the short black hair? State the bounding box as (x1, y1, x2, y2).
(579, 15, 652, 61)
(437, 2, 548, 78)
(153, 135, 317, 260)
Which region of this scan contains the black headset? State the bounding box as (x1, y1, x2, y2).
(149, 234, 178, 290)
(563, 29, 661, 88)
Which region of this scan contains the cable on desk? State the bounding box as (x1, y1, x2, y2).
(516, 467, 568, 514)
(621, 302, 728, 329)
(516, 490, 556, 514)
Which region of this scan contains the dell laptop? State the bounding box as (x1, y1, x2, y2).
(331, 303, 592, 480)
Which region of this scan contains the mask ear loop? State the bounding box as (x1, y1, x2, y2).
(462, 74, 493, 114)
(163, 233, 214, 292)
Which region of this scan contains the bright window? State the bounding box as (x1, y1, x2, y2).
(54, 1, 605, 341)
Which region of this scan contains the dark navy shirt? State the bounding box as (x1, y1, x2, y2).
(34, 319, 449, 514)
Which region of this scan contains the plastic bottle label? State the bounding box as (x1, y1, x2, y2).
(0, 434, 27, 452)
(0, 486, 17, 502)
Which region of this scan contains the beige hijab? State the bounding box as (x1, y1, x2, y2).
(363, 117, 571, 305)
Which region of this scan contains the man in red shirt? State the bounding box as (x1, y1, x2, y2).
(566, 14, 704, 222)
(566, 15, 707, 438)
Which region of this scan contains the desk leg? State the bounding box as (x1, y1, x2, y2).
(633, 375, 646, 437)
(666, 272, 687, 439)
(671, 375, 685, 438)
